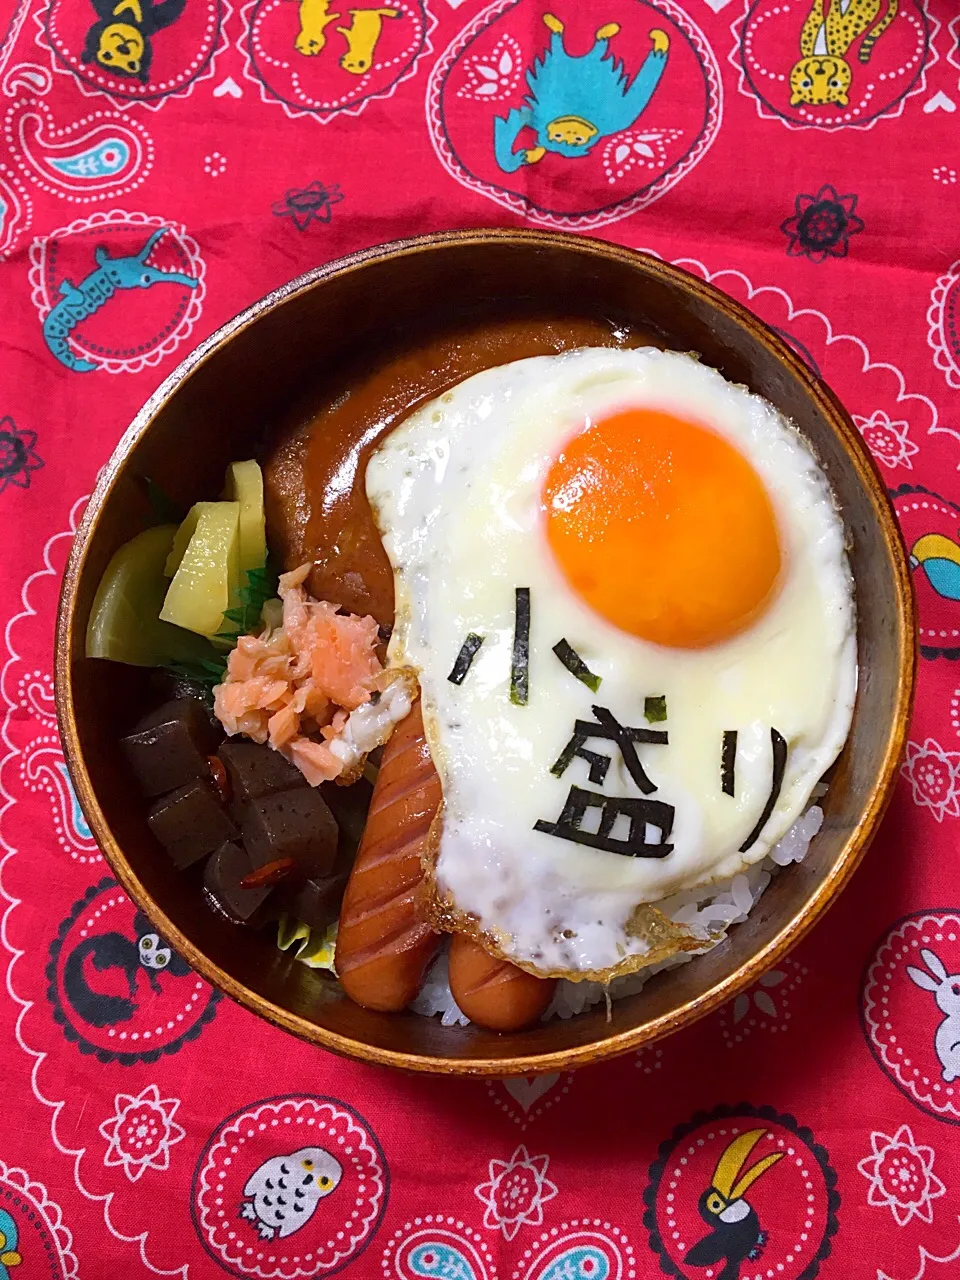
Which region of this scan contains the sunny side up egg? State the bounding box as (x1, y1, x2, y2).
(366, 348, 857, 980)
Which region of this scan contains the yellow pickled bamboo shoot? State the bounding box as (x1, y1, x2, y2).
(222, 460, 266, 574)
(160, 501, 241, 636)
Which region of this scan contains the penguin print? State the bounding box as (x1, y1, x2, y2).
(80, 0, 187, 82)
(686, 1129, 784, 1280)
(240, 1147, 343, 1240)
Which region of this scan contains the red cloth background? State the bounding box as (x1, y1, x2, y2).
(2, 0, 960, 1276)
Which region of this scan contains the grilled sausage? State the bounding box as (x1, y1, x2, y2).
(334, 700, 442, 1011)
(448, 933, 556, 1032)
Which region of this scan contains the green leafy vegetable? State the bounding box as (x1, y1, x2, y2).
(160, 559, 279, 697)
(144, 477, 186, 526)
(162, 654, 228, 699)
(218, 557, 280, 638)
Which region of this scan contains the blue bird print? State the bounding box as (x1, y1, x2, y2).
(494, 12, 670, 172)
(0, 1209, 21, 1277)
(911, 533, 960, 602)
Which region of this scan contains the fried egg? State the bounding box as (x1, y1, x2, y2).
(366, 347, 857, 979)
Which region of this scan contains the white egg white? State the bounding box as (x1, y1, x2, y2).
(366, 347, 857, 978)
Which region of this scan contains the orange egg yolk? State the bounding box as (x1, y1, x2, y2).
(542, 409, 782, 648)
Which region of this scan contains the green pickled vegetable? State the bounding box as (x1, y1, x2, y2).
(160, 501, 241, 637)
(86, 525, 215, 667)
(219, 561, 280, 639)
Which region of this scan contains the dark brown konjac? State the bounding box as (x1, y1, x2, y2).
(265, 316, 655, 625)
(123, 694, 350, 933)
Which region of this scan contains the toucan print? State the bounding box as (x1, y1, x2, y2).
(686, 1128, 784, 1280)
(911, 532, 960, 602)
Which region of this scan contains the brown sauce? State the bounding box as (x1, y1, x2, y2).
(264, 315, 660, 625)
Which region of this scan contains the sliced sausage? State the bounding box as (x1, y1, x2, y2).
(334, 700, 442, 1012)
(448, 933, 557, 1032)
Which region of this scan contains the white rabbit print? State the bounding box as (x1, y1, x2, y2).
(906, 949, 960, 1083)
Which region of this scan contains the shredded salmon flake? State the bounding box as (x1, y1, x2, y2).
(287, 737, 343, 785)
(212, 565, 384, 783)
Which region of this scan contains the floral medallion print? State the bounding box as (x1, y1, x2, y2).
(99, 1084, 186, 1182)
(272, 180, 344, 229)
(858, 1126, 946, 1226)
(780, 185, 864, 262)
(457, 34, 522, 101)
(855, 409, 919, 470)
(901, 739, 960, 821)
(0, 416, 43, 493)
(475, 1145, 558, 1242)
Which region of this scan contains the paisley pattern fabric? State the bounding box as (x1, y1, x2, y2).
(1, 1, 959, 1276)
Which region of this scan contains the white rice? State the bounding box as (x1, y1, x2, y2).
(409, 804, 824, 1027)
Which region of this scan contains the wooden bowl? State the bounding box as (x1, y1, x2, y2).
(55, 230, 916, 1076)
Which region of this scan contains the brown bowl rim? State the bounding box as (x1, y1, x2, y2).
(55, 228, 917, 1076)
